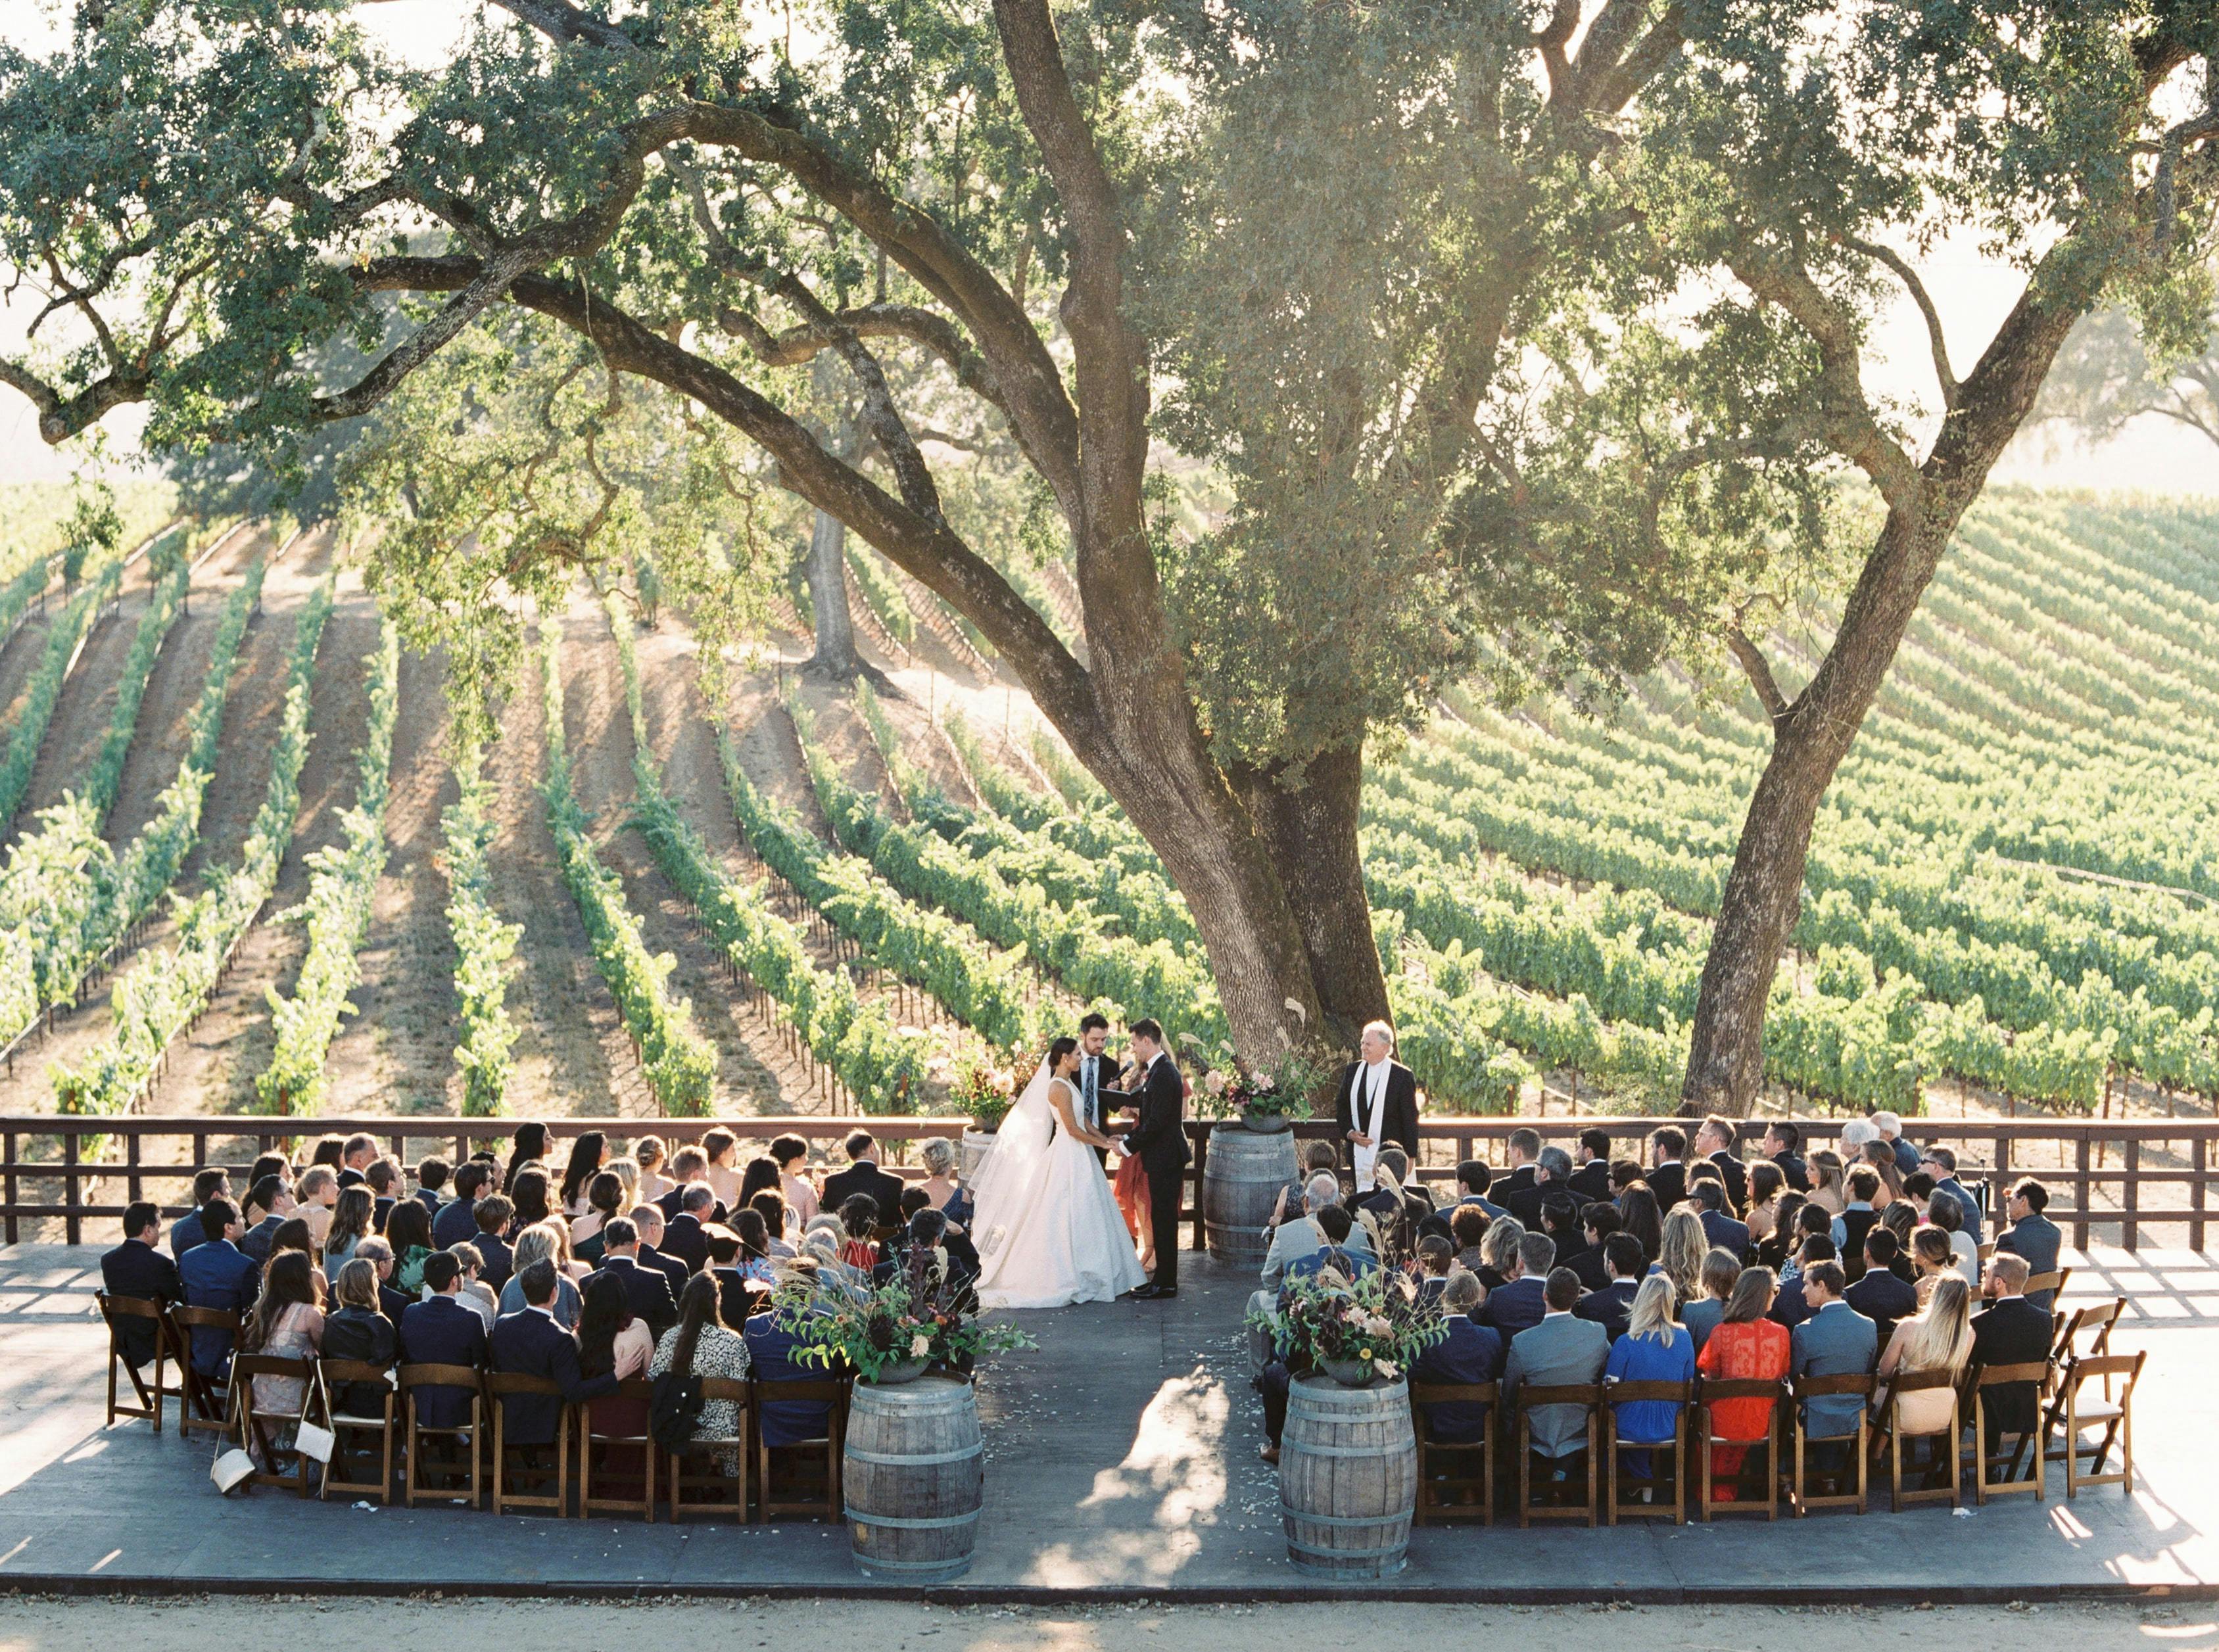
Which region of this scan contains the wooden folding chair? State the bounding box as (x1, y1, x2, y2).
(487, 1372, 572, 1516)
(227, 1355, 322, 1498)
(1409, 1381, 1496, 1526)
(1883, 1367, 1961, 1512)
(318, 1359, 398, 1505)
(96, 1292, 181, 1434)
(2044, 1298, 2125, 1458)
(400, 1363, 484, 1509)
(168, 1305, 239, 1440)
(667, 1377, 749, 1522)
(1513, 1382, 1599, 1528)
(752, 1375, 849, 1522)
(1969, 1360, 2050, 1505)
(1695, 1377, 1782, 1520)
(1601, 1379, 1689, 1525)
(579, 1380, 658, 1521)
(2059, 1350, 2145, 1498)
(1788, 1372, 1871, 1517)
(2024, 1267, 2071, 1308)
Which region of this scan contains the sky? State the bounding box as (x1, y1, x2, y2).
(0, 0, 2211, 496)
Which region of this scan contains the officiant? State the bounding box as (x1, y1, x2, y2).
(1332, 1020, 1419, 1186)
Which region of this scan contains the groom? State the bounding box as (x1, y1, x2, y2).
(1118, 1018, 1189, 1300)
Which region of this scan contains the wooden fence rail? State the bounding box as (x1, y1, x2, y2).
(0, 1113, 2211, 1252)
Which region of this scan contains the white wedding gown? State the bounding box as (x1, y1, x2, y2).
(970, 1068, 1146, 1310)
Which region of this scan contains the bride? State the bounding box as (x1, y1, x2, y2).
(970, 1036, 1147, 1309)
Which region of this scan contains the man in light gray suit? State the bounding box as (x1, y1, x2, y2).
(1501, 1269, 1608, 1464)
(1788, 1260, 1878, 1449)
(1994, 1177, 2062, 1313)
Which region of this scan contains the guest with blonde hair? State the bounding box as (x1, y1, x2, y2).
(1807, 1149, 1848, 1217)
(1874, 1273, 1973, 1434)
(1604, 1274, 1696, 1482)
(1654, 1208, 1707, 1306)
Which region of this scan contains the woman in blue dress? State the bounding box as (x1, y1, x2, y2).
(1604, 1273, 1698, 1498)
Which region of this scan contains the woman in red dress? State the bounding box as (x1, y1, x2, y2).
(1695, 1265, 1788, 1499)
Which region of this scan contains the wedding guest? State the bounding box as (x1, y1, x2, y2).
(1283, 1206, 1379, 1282)
(1261, 1175, 1337, 1286)
(1565, 1205, 1616, 1291)
(770, 1135, 820, 1226)
(385, 1198, 437, 1294)
(1846, 1230, 1917, 1349)
(1453, 1160, 1508, 1220)
(1617, 1187, 1664, 1264)
(238, 1251, 323, 1467)
(583, 1216, 681, 1338)
(338, 1133, 377, 1189)
(750, 1190, 796, 1260)
(1415, 1236, 1456, 1301)
(413, 1156, 449, 1217)
(497, 1226, 583, 1328)
(1608, 1160, 1645, 1196)
(323, 1258, 399, 1415)
(690, 1127, 736, 1210)
(489, 1260, 617, 1451)
(1502, 1137, 1558, 1230)
(1695, 1265, 1787, 1499)
(1446, 1204, 1491, 1276)
(1693, 1115, 1748, 1211)
(1995, 1177, 2061, 1311)
(101, 1202, 181, 1369)
(1763, 1122, 1811, 1193)
(556, 1131, 608, 1221)
(1272, 1141, 1343, 1229)
(1839, 1118, 1878, 1157)
(1604, 1273, 1696, 1485)
(1874, 1274, 1973, 1446)
(432, 1161, 492, 1248)
(1539, 1196, 1588, 1280)
(1496, 1128, 1543, 1219)
(1807, 1148, 1848, 1217)
(322, 1186, 375, 1280)
(1970, 1255, 2051, 1450)
(1744, 1162, 1787, 1246)
(1861, 1139, 1908, 1209)
(632, 1205, 690, 1300)
(634, 1136, 673, 1206)
(1573, 1233, 1644, 1341)
(737, 1153, 782, 1214)
(365, 1158, 402, 1231)
(918, 1138, 975, 1231)
(1502, 1269, 1609, 1471)
(1919, 1146, 1984, 1242)
(837, 1194, 882, 1271)
(663, 1185, 717, 1273)
(1872, 1110, 1921, 1177)
(746, 1290, 829, 1451)
(1477, 1216, 1523, 1292)
(823, 1132, 904, 1229)
(1412, 1271, 1504, 1446)
(400, 1253, 489, 1425)
(1767, 1235, 1836, 1332)
(1878, 1198, 1918, 1260)
(509, 1167, 555, 1235)
(652, 1275, 752, 1472)
(239, 1175, 297, 1265)
(1929, 1187, 1982, 1288)
(1911, 1228, 1958, 1306)
(308, 1135, 346, 1177)
(351, 1237, 411, 1322)
(1832, 1166, 1883, 1274)
(1483, 1233, 1554, 1336)
(472, 1195, 517, 1290)
(578, 1271, 655, 1494)
(1788, 1260, 1876, 1454)
(179, 1198, 258, 1379)
(1755, 1191, 1807, 1273)
(1569, 1129, 1615, 1202)
(1692, 1181, 1751, 1262)
(169, 1169, 232, 1258)
(501, 1123, 550, 1195)
(1654, 1209, 1707, 1306)
(1681, 1247, 1741, 1355)
(446, 1244, 499, 1331)
(267, 1219, 317, 1274)
(571, 1171, 625, 1262)
(1646, 1127, 1688, 1215)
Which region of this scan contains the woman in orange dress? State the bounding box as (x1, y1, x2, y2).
(1695, 1265, 1788, 1499)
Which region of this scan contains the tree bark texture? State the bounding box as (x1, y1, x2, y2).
(802, 507, 863, 678)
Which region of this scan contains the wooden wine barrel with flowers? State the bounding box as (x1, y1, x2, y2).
(1201, 1065, 1304, 1263)
(1280, 1374, 1417, 1579)
(844, 1375, 985, 1581)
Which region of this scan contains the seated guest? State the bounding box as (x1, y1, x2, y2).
(296, 1166, 339, 1248)
(822, 1131, 905, 1227)
(737, 1153, 784, 1215)
(1270, 1140, 1342, 1229)
(1494, 1128, 1542, 1221)
(1261, 1175, 1338, 1286)
(489, 1260, 620, 1448)
(384, 1198, 437, 1293)
(880, 1208, 977, 1305)
(323, 1187, 376, 1280)
(268, 1217, 317, 1272)
(1482, 1233, 1555, 1337)
(1788, 1260, 1876, 1448)
(237, 1251, 323, 1467)
(1682, 1247, 1741, 1355)
(1832, 1166, 1883, 1275)
(1694, 1114, 1749, 1210)
(431, 1161, 490, 1248)
(1476, 1216, 1524, 1293)
(365, 1157, 403, 1231)
(1910, 1229, 1959, 1306)
(917, 1137, 975, 1231)
(1807, 1148, 1848, 1217)
(1569, 1204, 1621, 1292)
(446, 1244, 499, 1332)
(1616, 1187, 1663, 1267)
(1502, 1269, 1609, 1469)
(1448, 1204, 1491, 1277)
(323, 1258, 400, 1416)
(770, 1134, 821, 1227)
(697, 1127, 742, 1212)
(307, 1134, 346, 1177)
(1539, 1194, 1588, 1279)
(1412, 1271, 1505, 1444)
(1861, 1139, 1909, 1212)
(1919, 1146, 1984, 1242)
(750, 1189, 797, 1260)
(1767, 1235, 1836, 1331)
(1452, 1160, 1507, 1220)
(414, 1156, 449, 1217)
(1608, 1159, 1645, 1197)
(1654, 1210, 1707, 1306)
(1693, 1180, 1751, 1262)
(1604, 1273, 1697, 1480)
(1970, 1254, 2052, 1451)
(578, 1270, 655, 1496)
(1874, 1274, 1974, 1438)
(837, 1194, 882, 1272)
(1284, 1206, 1379, 1282)
(729, 1209, 783, 1285)
(101, 1201, 182, 1367)
(1414, 1236, 1456, 1302)
(352, 1237, 413, 1323)
(169, 1168, 232, 1259)
(1872, 1110, 1921, 1177)
(1645, 1127, 1688, 1215)
(1573, 1233, 1646, 1342)
(238, 1175, 297, 1265)
(1570, 1129, 1615, 1202)
(744, 1284, 830, 1452)
(705, 1224, 755, 1330)
(630, 1205, 690, 1300)
(338, 1133, 377, 1190)
(1763, 1121, 1810, 1193)
(400, 1252, 490, 1427)
(1845, 1229, 1918, 1348)
(471, 1194, 516, 1290)
(178, 1198, 259, 1379)
(1995, 1177, 2061, 1312)
(1924, 1192, 1978, 1288)
(1695, 1265, 1787, 1499)
(496, 1226, 581, 1327)
(507, 1166, 554, 1235)
(1743, 1162, 1787, 1248)
(634, 1135, 673, 1208)
(663, 1184, 719, 1274)
(1879, 1200, 1919, 1267)
(1504, 1145, 1571, 1232)
(1754, 1191, 1807, 1273)
(570, 1171, 625, 1261)
(583, 1217, 680, 1339)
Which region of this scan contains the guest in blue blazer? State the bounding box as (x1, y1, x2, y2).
(168, 1169, 231, 1260)
(1844, 1229, 1919, 1350)
(1573, 1233, 1646, 1342)
(1482, 1233, 1555, 1338)
(1788, 1260, 1878, 1448)
(1412, 1271, 1504, 1444)
(487, 1262, 618, 1446)
(177, 1198, 259, 1378)
(745, 1307, 834, 1448)
(400, 1252, 490, 1429)
(1694, 1182, 1752, 1263)
(1995, 1177, 2063, 1313)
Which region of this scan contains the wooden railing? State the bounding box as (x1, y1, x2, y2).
(0, 1112, 2212, 1253)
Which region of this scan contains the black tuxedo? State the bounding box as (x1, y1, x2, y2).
(1574, 1279, 1641, 1342)
(100, 1239, 181, 1368)
(1844, 1267, 1918, 1350)
(1707, 1148, 1748, 1211)
(488, 1308, 616, 1446)
(1772, 1152, 1811, 1194)
(1122, 1052, 1190, 1290)
(1970, 1297, 2053, 1443)
(660, 1212, 711, 1275)
(586, 1254, 679, 1340)
(708, 1265, 764, 1331)
(822, 1161, 907, 1228)
(637, 1242, 690, 1304)
(1495, 1164, 1537, 1212)
(399, 1294, 489, 1429)
(1647, 1162, 1686, 1214)
(1569, 1160, 1614, 1204)
(1331, 1059, 1419, 1177)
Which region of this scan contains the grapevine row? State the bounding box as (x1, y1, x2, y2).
(441, 732, 523, 1118)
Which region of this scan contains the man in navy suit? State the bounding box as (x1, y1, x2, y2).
(661, 1185, 716, 1274)
(1569, 1129, 1615, 1203)
(822, 1130, 907, 1238)
(101, 1201, 182, 1369)
(746, 1306, 832, 1448)
(337, 1133, 376, 1189)
(1995, 1177, 2063, 1313)
(1573, 1233, 1645, 1341)
(489, 1262, 619, 1446)
(400, 1252, 490, 1429)
(432, 1160, 492, 1249)
(583, 1218, 679, 1339)
(1919, 1146, 1985, 1242)
(631, 1206, 691, 1302)
(1412, 1271, 1505, 1443)
(237, 1175, 297, 1265)
(1694, 1181, 1752, 1262)
(1763, 1122, 1811, 1194)
(1694, 1115, 1749, 1212)
(177, 1198, 258, 1377)
(167, 1169, 231, 1259)
(470, 1196, 515, 1290)
(1844, 1229, 1918, 1348)
(1482, 1233, 1555, 1338)
(1768, 1235, 1836, 1331)
(1646, 1127, 1687, 1215)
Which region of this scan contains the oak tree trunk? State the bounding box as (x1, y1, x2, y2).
(801, 506, 865, 680)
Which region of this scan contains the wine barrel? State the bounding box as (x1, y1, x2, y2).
(844, 1375, 984, 1582)
(1202, 1123, 1298, 1263)
(960, 1128, 996, 1187)
(1279, 1374, 1416, 1580)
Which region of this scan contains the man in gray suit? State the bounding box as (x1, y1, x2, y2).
(1789, 1260, 1878, 1450)
(1502, 1269, 1608, 1467)
(1994, 1177, 2062, 1313)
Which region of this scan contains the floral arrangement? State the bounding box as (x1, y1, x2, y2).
(773, 1245, 1034, 1382)
(949, 1050, 1018, 1133)
(1192, 1037, 1325, 1124)
(1249, 1263, 1448, 1383)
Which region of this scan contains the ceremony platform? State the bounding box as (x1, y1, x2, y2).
(3, 1243, 2214, 1603)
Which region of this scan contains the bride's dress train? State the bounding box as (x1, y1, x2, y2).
(970, 1068, 1146, 1310)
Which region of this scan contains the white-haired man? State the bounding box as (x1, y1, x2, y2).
(1249, 1173, 1343, 1373)
(1332, 1019, 1418, 1187)
(1871, 1110, 1920, 1177)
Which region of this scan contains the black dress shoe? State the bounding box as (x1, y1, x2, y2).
(1131, 1283, 1179, 1300)
(1118, 1284, 1154, 1301)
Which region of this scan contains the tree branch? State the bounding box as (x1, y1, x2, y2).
(1725, 624, 1790, 724)
(1840, 235, 1956, 410)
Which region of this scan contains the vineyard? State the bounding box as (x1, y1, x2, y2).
(0, 486, 2206, 1131)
